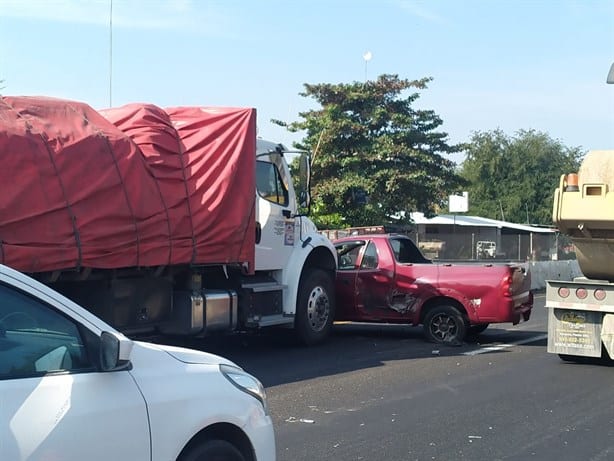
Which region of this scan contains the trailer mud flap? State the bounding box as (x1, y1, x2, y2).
(601, 314, 614, 359)
(547, 308, 602, 357)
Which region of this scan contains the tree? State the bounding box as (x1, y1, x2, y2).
(274, 74, 465, 229)
(460, 129, 583, 225)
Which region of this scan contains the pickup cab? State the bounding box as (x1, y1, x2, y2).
(334, 234, 533, 344)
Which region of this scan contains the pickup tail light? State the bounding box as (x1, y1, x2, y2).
(502, 275, 513, 297)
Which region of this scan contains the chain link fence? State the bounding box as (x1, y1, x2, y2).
(321, 225, 573, 262)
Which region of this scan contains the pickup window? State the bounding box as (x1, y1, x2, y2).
(336, 240, 380, 270)
(360, 241, 379, 269)
(389, 237, 432, 264)
(336, 241, 365, 270)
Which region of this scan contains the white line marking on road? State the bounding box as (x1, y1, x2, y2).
(462, 333, 548, 356)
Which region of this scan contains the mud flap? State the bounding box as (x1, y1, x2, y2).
(547, 308, 602, 357)
(601, 314, 614, 359)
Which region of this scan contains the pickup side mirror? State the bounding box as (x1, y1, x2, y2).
(100, 331, 133, 372)
(608, 63, 614, 84)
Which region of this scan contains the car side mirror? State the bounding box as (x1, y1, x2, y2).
(100, 331, 133, 372)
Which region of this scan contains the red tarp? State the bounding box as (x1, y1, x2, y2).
(0, 96, 256, 273)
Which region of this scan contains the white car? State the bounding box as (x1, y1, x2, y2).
(0, 264, 275, 461)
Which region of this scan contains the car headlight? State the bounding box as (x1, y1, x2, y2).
(220, 364, 269, 414)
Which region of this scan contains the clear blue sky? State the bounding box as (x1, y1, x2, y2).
(1, 0, 613, 163)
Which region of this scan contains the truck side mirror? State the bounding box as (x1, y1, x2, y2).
(299, 190, 310, 209)
(298, 154, 311, 208)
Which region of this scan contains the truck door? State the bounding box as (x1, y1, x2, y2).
(255, 150, 296, 271)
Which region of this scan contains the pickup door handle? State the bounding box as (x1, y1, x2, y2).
(372, 275, 389, 283)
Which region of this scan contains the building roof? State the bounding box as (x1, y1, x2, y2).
(409, 212, 556, 234)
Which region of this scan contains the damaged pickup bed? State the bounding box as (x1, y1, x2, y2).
(333, 234, 533, 344)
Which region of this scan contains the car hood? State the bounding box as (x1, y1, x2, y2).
(137, 342, 236, 366)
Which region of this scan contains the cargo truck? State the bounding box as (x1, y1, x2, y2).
(0, 96, 337, 345)
(546, 63, 614, 361)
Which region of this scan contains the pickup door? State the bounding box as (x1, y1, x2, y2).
(335, 236, 437, 323)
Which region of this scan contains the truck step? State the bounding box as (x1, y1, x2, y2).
(251, 314, 294, 328)
(240, 281, 286, 293)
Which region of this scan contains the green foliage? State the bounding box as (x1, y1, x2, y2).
(460, 129, 584, 225)
(274, 74, 465, 229)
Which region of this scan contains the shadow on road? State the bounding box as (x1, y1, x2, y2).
(165, 323, 548, 388)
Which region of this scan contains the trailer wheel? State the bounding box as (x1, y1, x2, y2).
(423, 305, 468, 345)
(179, 439, 245, 461)
(295, 268, 335, 345)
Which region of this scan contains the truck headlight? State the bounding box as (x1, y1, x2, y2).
(220, 364, 269, 414)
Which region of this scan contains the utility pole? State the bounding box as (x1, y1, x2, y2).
(109, 0, 113, 107)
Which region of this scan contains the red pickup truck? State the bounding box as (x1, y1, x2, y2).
(333, 234, 533, 344)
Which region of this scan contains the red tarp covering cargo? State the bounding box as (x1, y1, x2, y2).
(0, 96, 256, 273)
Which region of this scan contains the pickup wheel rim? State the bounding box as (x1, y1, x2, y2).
(307, 286, 330, 332)
(431, 313, 457, 341)
(424, 305, 468, 344)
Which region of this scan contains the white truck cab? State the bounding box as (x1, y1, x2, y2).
(250, 140, 338, 344)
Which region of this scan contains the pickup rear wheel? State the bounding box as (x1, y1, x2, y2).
(180, 439, 245, 461)
(423, 305, 468, 344)
(295, 268, 335, 345)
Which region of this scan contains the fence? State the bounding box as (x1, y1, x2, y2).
(321, 226, 574, 262)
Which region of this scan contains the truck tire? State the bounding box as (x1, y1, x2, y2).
(180, 439, 245, 461)
(295, 268, 335, 345)
(423, 305, 468, 345)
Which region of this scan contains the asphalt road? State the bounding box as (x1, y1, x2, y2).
(188, 294, 614, 461)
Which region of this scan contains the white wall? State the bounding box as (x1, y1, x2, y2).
(530, 260, 582, 290)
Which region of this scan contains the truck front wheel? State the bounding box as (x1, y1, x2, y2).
(295, 268, 335, 345)
(423, 304, 468, 345)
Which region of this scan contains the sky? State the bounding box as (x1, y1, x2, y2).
(1, 0, 613, 164)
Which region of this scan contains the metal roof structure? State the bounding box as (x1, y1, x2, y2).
(409, 212, 556, 234)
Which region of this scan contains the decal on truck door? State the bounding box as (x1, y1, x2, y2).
(284, 220, 295, 246)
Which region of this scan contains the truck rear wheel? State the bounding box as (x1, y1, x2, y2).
(423, 305, 468, 345)
(295, 268, 335, 345)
